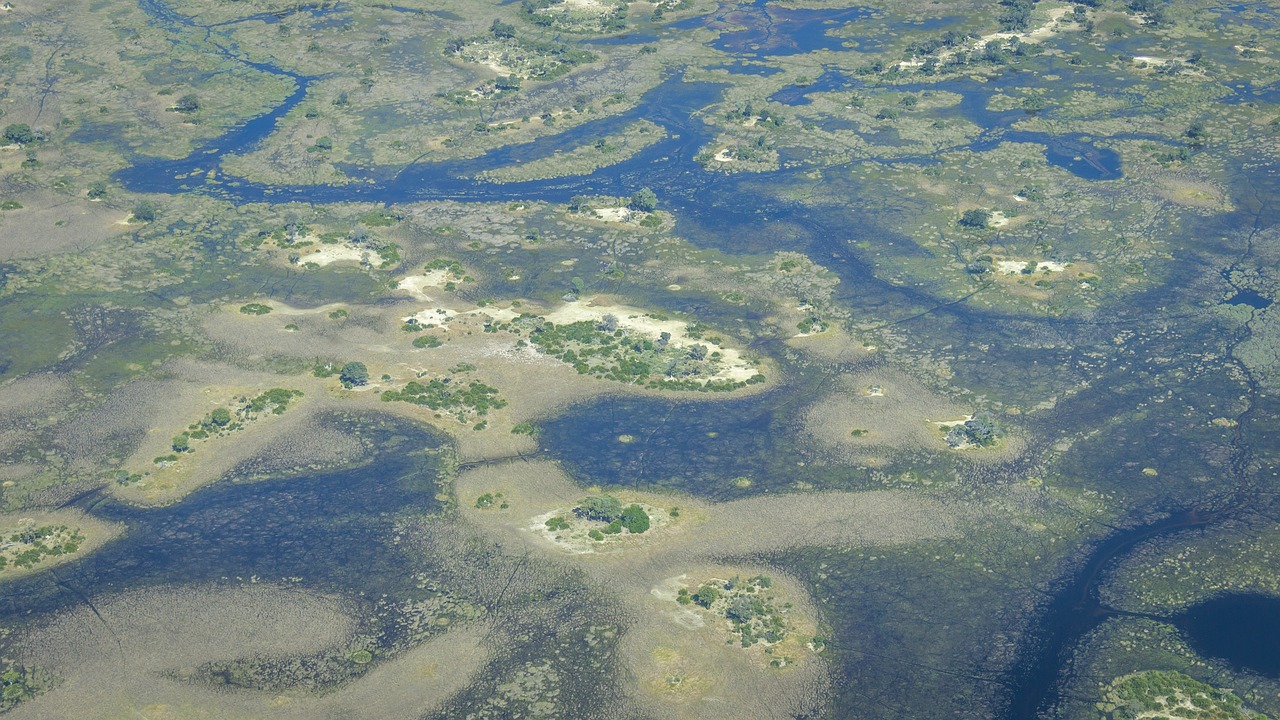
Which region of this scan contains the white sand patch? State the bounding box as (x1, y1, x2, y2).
(265, 302, 350, 317)
(997, 259, 1065, 274)
(404, 307, 457, 328)
(468, 307, 519, 323)
(564, 0, 606, 10)
(714, 147, 737, 162)
(1132, 55, 1169, 66)
(397, 271, 450, 299)
(304, 244, 370, 266)
(542, 300, 761, 383)
(989, 211, 1009, 227)
(932, 415, 973, 428)
(474, 340, 561, 366)
(480, 59, 513, 75)
(594, 206, 633, 222)
(529, 501, 673, 554)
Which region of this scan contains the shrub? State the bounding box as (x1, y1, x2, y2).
(173, 94, 200, 113)
(620, 504, 650, 533)
(413, 334, 443, 348)
(132, 201, 158, 223)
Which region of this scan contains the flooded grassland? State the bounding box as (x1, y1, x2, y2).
(1, 0, 1279, 717)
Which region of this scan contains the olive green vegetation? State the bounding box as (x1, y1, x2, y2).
(158, 389, 302, 461)
(571, 495, 649, 536)
(522, 317, 764, 390)
(380, 378, 506, 423)
(574, 494, 623, 522)
(446, 22, 597, 90)
(0, 525, 84, 571)
(676, 575, 785, 647)
(339, 361, 369, 387)
(476, 492, 508, 510)
(0, 664, 44, 708)
(1, 0, 1280, 715)
(943, 412, 1003, 448)
(1100, 671, 1269, 720)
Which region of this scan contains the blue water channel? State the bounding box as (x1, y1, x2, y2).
(65, 0, 1280, 717)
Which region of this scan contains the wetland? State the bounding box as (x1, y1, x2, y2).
(1, 0, 1280, 717)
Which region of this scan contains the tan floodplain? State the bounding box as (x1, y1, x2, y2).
(456, 459, 981, 718)
(6, 584, 491, 720)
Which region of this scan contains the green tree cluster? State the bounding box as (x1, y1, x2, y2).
(2, 124, 34, 145)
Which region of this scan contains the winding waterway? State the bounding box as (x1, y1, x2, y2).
(76, 0, 1277, 717)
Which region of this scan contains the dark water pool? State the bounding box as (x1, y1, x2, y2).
(1227, 289, 1274, 309)
(0, 416, 444, 621)
(672, 0, 874, 57)
(1177, 594, 1280, 678)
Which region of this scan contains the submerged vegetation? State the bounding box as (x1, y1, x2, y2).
(0, 0, 1279, 716)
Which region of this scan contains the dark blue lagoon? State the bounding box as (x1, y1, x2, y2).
(1178, 594, 1280, 678)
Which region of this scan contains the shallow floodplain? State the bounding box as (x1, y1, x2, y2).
(3, 0, 1280, 716)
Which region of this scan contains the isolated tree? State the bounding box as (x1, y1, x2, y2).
(958, 209, 991, 229)
(132, 201, 157, 223)
(173, 94, 200, 113)
(87, 181, 108, 199)
(2, 124, 34, 145)
(490, 19, 516, 39)
(339, 361, 369, 387)
(627, 187, 657, 213)
(575, 495, 623, 522)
